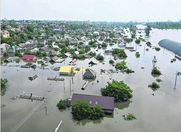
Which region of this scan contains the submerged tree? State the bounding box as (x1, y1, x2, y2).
(112, 48, 127, 58)
(71, 99, 104, 120)
(151, 67, 162, 76)
(57, 99, 70, 109)
(101, 80, 133, 102)
(1, 78, 8, 96)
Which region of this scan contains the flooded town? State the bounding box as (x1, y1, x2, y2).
(1, 1, 181, 132)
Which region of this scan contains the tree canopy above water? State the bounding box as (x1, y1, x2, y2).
(101, 80, 133, 102)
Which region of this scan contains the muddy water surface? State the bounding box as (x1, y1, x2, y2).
(1, 28, 181, 132)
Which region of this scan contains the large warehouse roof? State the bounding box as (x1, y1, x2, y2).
(158, 39, 181, 56)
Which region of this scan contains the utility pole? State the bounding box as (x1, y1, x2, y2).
(72, 70, 74, 84)
(152, 56, 157, 68)
(82, 67, 83, 79)
(63, 80, 65, 93)
(45, 98, 47, 115)
(174, 72, 180, 89)
(70, 80, 71, 97)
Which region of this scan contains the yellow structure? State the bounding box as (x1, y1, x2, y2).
(59, 66, 75, 75)
(1, 30, 10, 38)
(79, 68, 86, 71)
(73, 70, 78, 74)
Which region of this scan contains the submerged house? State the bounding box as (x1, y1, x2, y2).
(1, 30, 10, 38)
(118, 42, 126, 47)
(83, 69, 96, 79)
(0, 43, 10, 55)
(88, 60, 97, 65)
(36, 39, 47, 45)
(39, 46, 57, 56)
(49, 56, 64, 63)
(4, 56, 19, 63)
(59, 66, 75, 75)
(158, 39, 181, 57)
(70, 93, 114, 114)
(53, 29, 61, 33)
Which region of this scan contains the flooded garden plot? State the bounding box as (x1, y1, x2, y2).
(1, 28, 181, 132)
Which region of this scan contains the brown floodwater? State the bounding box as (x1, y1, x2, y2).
(1, 28, 181, 132)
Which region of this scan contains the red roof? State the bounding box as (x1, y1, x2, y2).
(22, 55, 35, 60)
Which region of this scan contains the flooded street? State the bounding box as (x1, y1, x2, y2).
(1, 28, 181, 132)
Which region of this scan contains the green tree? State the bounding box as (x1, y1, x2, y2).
(26, 25, 34, 32)
(57, 99, 70, 109)
(1, 79, 8, 90)
(96, 55, 104, 61)
(15, 50, 22, 57)
(88, 51, 96, 57)
(88, 104, 105, 120)
(151, 67, 162, 76)
(1, 37, 14, 45)
(78, 49, 85, 54)
(101, 80, 133, 101)
(57, 53, 63, 57)
(109, 59, 114, 64)
(85, 45, 91, 53)
(72, 99, 91, 120)
(1, 23, 6, 30)
(135, 39, 140, 44)
(112, 48, 127, 58)
(1, 78, 8, 96)
(115, 60, 127, 70)
(72, 99, 104, 120)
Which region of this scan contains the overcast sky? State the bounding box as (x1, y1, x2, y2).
(1, 0, 181, 22)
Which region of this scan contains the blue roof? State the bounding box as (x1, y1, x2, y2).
(53, 29, 60, 32)
(118, 42, 125, 47)
(158, 39, 181, 56)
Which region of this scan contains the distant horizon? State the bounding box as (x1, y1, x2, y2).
(1, 0, 181, 22)
(1, 18, 181, 23)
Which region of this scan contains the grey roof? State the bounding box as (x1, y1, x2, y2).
(70, 93, 114, 110)
(158, 39, 181, 56)
(39, 46, 57, 55)
(50, 56, 64, 63)
(37, 39, 46, 43)
(5, 57, 19, 62)
(83, 69, 96, 77)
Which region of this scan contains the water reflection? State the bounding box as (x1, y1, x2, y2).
(72, 117, 104, 126)
(114, 100, 132, 110)
(1, 89, 6, 96)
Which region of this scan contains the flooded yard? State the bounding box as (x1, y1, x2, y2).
(1, 28, 181, 132)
